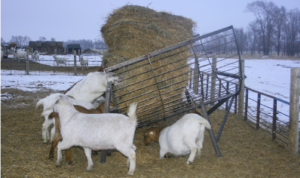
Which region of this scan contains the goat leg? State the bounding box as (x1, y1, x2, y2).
(49, 134, 62, 159)
(65, 149, 72, 165)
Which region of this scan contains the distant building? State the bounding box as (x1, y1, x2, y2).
(67, 44, 81, 54)
(29, 41, 64, 53)
(1, 43, 10, 58)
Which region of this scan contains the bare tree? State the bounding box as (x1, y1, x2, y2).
(51, 38, 56, 41)
(234, 28, 248, 54)
(273, 6, 287, 56)
(247, 22, 263, 55)
(284, 9, 300, 56)
(93, 39, 107, 49)
(10, 35, 31, 47)
(1, 38, 5, 44)
(246, 1, 278, 55)
(39, 36, 47, 41)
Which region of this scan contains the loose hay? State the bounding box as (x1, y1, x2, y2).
(2, 89, 300, 177)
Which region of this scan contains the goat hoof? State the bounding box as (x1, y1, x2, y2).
(127, 170, 134, 176)
(67, 161, 73, 165)
(86, 166, 93, 171)
(55, 164, 61, 168)
(186, 161, 192, 165)
(49, 155, 54, 159)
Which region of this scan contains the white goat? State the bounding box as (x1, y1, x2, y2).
(36, 93, 96, 143)
(79, 55, 88, 70)
(65, 71, 119, 103)
(145, 113, 211, 165)
(37, 71, 119, 143)
(53, 54, 68, 66)
(32, 50, 40, 61)
(13, 48, 28, 62)
(48, 95, 137, 175)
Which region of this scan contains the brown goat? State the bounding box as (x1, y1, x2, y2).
(143, 109, 202, 146)
(144, 127, 163, 146)
(48, 101, 115, 163)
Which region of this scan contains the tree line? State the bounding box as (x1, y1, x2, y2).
(235, 1, 300, 57)
(1, 36, 107, 51)
(2, 1, 299, 57)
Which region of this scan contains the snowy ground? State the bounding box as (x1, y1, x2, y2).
(244, 59, 300, 125)
(1, 57, 300, 123)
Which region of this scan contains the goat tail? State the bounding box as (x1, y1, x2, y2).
(127, 102, 138, 125)
(36, 98, 45, 109)
(197, 116, 211, 130)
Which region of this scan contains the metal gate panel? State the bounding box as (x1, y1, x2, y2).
(105, 26, 242, 127)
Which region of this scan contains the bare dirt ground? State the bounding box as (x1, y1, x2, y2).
(1, 88, 300, 178)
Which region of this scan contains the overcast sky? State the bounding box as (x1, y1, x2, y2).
(1, 0, 300, 42)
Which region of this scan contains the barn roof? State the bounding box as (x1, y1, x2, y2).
(67, 44, 81, 49)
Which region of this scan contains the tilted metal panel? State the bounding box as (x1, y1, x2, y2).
(105, 26, 242, 127)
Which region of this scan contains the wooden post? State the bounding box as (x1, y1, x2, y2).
(237, 59, 245, 120)
(288, 67, 300, 157)
(25, 59, 29, 75)
(211, 56, 217, 101)
(74, 50, 77, 75)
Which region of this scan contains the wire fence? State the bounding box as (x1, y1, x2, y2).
(219, 82, 300, 152)
(1, 53, 103, 76)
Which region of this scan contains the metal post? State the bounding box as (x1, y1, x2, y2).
(25, 59, 29, 75)
(256, 93, 261, 129)
(237, 59, 245, 120)
(199, 99, 221, 157)
(272, 99, 277, 141)
(206, 74, 209, 100)
(216, 96, 234, 142)
(189, 69, 192, 89)
(74, 50, 77, 75)
(101, 82, 113, 163)
(234, 85, 238, 114)
(244, 88, 248, 121)
(211, 56, 217, 101)
(225, 82, 229, 110)
(194, 58, 199, 94)
(288, 67, 300, 157)
(218, 79, 221, 98)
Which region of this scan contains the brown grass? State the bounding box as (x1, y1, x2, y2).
(1, 89, 300, 178)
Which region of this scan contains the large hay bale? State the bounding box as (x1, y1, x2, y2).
(101, 5, 195, 66)
(101, 5, 196, 120)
